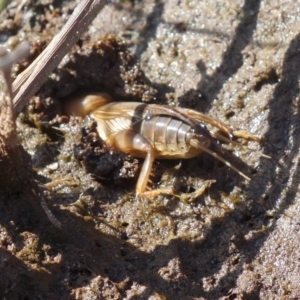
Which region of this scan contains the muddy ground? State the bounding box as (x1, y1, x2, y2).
(1, 0, 300, 299)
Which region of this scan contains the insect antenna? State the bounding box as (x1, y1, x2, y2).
(212, 131, 271, 159)
(190, 138, 250, 181)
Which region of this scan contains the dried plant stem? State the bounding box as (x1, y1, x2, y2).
(0, 43, 61, 227)
(12, 0, 109, 114)
(0, 43, 30, 146)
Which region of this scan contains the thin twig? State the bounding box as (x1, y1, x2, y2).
(0, 43, 62, 228)
(12, 0, 109, 114)
(0, 42, 30, 99)
(0, 42, 30, 146)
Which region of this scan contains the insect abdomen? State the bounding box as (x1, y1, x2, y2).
(138, 116, 192, 155)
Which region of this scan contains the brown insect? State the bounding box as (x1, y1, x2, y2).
(78, 93, 260, 197)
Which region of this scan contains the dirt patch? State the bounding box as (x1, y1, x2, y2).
(1, 0, 300, 299)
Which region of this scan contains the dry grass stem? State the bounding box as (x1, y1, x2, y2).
(12, 0, 109, 114)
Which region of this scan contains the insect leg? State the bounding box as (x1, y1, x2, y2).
(112, 130, 155, 196)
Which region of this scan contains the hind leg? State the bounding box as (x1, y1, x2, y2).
(112, 130, 155, 197)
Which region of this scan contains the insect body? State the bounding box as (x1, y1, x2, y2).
(81, 94, 259, 196)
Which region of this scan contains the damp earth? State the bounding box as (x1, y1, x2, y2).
(1, 0, 300, 299)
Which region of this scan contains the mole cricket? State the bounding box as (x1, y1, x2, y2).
(72, 93, 261, 197)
